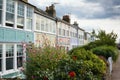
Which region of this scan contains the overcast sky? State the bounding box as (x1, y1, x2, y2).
(28, 0, 120, 42)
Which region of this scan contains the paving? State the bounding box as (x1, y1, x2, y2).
(111, 53, 120, 80)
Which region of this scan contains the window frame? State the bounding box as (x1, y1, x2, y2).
(5, 0, 15, 27)
(17, 45, 23, 68)
(17, 2, 24, 29)
(6, 44, 14, 70)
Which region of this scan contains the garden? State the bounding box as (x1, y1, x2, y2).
(2, 30, 119, 80)
(23, 30, 119, 80)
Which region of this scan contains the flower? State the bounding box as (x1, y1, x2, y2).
(68, 71, 76, 78)
(72, 56, 77, 60)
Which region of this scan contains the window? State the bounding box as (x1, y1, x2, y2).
(6, 44, 14, 70)
(63, 29, 65, 36)
(36, 14, 41, 30)
(59, 28, 61, 35)
(26, 6, 33, 30)
(0, 45, 2, 71)
(0, 0, 3, 24)
(17, 45, 23, 68)
(67, 30, 69, 36)
(17, 2, 24, 29)
(52, 22, 56, 33)
(6, 0, 15, 27)
(41, 18, 44, 31)
(46, 19, 48, 32)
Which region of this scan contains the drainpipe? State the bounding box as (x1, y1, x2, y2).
(55, 18, 58, 47)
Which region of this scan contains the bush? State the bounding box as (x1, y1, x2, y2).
(25, 44, 107, 80)
(25, 44, 68, 80)
(92, 46, 119, 62)
(66, 49, 106, 80)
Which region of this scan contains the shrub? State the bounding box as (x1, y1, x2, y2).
(64, 49, 106, 80)
(92, 46, 119, 62)
(25, 44, 68, 80)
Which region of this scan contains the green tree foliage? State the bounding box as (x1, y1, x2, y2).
(96, 30, 117, 46)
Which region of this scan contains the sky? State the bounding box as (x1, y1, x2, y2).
(28, 0, 120, 43)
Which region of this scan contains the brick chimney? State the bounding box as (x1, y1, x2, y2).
(45, 4, 56, 17)
(62, 15, 70, 23)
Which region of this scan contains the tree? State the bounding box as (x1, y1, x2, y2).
(96, 30, 117, 46)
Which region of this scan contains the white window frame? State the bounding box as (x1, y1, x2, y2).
(26, 6, 33, 31)
(17, 44, 23, 68)
(5, 0, 15, 27)
(17, 2, 24, 29)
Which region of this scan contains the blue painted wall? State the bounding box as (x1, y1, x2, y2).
(0, 27, 34, 43)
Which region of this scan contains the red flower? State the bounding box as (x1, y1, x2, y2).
(69, 71, 76, 78)
(72, 56, 77, 60)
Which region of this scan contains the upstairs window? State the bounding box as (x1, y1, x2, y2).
(59, 28, 61, 35)
(0, 0, 3, 24)
(63, 29, 65, 36)
(26, 6, 33, 30)
(6, 0, 15, 27)
(36, 14, 41, 31)
(17, 2, 24, 29)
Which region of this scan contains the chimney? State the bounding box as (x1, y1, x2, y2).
(45, 4, 56, 17)
(73, 21, 78, 26)
(62, 15, 70, 23)
(21, 0, 28, 2)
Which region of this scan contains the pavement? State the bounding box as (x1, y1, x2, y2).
(111, 53, 120, 80)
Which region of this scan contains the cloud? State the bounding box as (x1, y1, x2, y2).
(29, 0, 120, 19)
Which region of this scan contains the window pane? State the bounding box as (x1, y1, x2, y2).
(0, 45, 2, 71)
(6, 44, 14, 70)
(17, 2, 24, 28)
(6, 0, 14, 26)
(26, 19, 32, 30)
(6, 44, 14, 57)
(17, 16, 24, 26)
(17, 57, 22, 68)
(36, 15, 41, 30)
(6, 0, 14, 13)
(17, 45, 23, 68)
(27, 6, 33, 18)
(6, 12, 14, 22)
(6, 58, 13, 70)
(17, 2, 24, 17)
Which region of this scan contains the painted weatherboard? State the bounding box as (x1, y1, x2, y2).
(0, 27, 34, 43)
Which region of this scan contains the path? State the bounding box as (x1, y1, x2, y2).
(111, 52, 120, 80)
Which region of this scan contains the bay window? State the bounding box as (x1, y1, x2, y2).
(0, 45, 2, 71)
(17, 45, 23, 68)
(6, 0, 15, 27)
(17, 2, 24, 29)
(0, 0, 2, 24)
(26, 6, 33, 30)
(6, 44, 14, 70)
